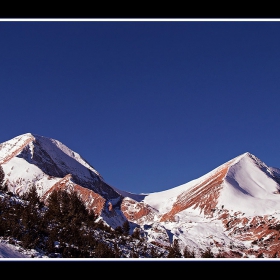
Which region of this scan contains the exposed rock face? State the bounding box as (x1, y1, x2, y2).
(41, 174, 106, 216)
(121, 197, 158, 225)
(216, 211, 280, 258)
(160, 164, 230, 222)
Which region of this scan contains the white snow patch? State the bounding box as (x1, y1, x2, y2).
(2, 157, 60, 196)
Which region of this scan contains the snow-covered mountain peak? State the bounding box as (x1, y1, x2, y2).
(144, 151, 280, 221)
(216, 152, 280, 216)
(32, 134, 102, 177)
(0, 133, 102, 178)
(226, 151, 254, 165)
(0, 133, 125, 212)
(19, 132, 35, 138)
(227, 151, 272, 178)
(0, 133, 35, 164)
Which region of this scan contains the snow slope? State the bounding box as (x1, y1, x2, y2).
(0, 243, 28, 258)
(0, 133, 119, 198)
(3, 133, 280, 258)
(143, 152, 280, 217)
(219, 153, 280, 216)
(134, 152, 280, 257)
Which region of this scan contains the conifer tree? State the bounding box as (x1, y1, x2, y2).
(132, 227, 141, 240)
(167, 239, 182, 258)
(23, 184, 42, 209)
(0, 165, 7, 192)
(200, 247, 215, 258)
(122, 220, 130, 235)
(183, 246, 195, 258)
(0, 165, 4, 187)
(44, 189, 62, 222)
(115, 225, 124, 235)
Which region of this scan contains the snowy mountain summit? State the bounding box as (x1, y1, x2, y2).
(0, 133, 129, 228)
(1, 133, 280, 258)
(144, 152, 280, 219)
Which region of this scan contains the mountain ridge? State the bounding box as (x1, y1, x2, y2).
(2, 133, 280, 257)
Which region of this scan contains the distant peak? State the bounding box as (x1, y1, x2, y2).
(227, 151, 269, 171)
(18, 133, 51, 141)
(226, 152, 257, 167)
(237, 152, 256, 160)
(242, 152, 253, 157)
(19, 132, 32, 136)
(19, 132, 36, 139)
(242, 152, 259, 161)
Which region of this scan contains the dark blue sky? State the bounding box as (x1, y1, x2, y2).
(1, 20, 280, 194)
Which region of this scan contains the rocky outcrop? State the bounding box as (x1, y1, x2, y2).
(160, 164, 229, 222)
(121, 197, 158, 225)
(41, 174, 106, 216)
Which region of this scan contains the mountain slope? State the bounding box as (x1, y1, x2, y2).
(143, 152, 280, 221)
(2, 133, 280, 257)
(0, 133, 132, 228)
(0, 133, 114, 196)
(140, 152, 280, 257)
